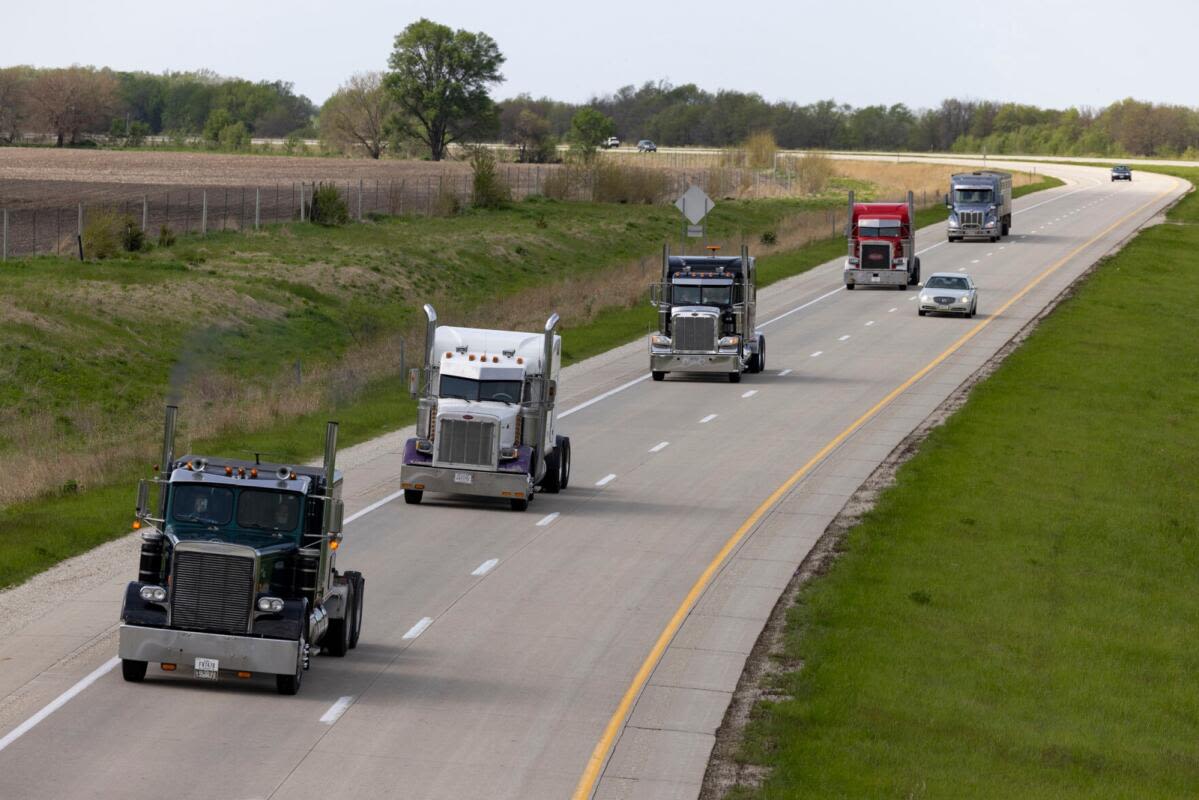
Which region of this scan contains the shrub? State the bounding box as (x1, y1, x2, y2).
(543, 167, 578, 201)
(593, 162, 671, 204)
(119, 216, 147, 252)
(468, 146, 511, 209)
(744, 130, 777, 170)
(795, 152, 835, 194)
(219, 122, 250, 151)
(157, 225, 176, 248)
(433, 186, 462, 217)
(81, 208, 121, 259)
(284, 133, 301, 154)
(760, 230, 777, 246)
(307, 182, 350, 226)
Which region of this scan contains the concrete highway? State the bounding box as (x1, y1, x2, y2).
(0, 161, 1185, 800)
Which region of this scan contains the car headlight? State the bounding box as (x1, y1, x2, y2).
(650, 334, 671, 348)
(718, 335, 741, 348)
(256, 596, 285, 614)
(499, 446, 518, 461)
(414, 438, 433, 454)
(919, 294, 930, 303)
(139, 585, 167, 603)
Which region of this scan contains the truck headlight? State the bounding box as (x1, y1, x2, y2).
(719, 335, 741, 348)
(845, 257, 860, 269)
(985, 220, 996, 227)
(139, 585, 167, 603)
(499, 446, 518, 461)
(650, 334, 671, 348)
(415, 438, 433, 454)
(256, 596, 285, 614)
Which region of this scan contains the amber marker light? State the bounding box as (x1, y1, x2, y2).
(160, 663, 177, 671)
(132, 520, 141, 531)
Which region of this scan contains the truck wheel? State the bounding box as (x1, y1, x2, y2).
(276, 630, 306, 696)
(896, 282, 906, 291)
(345, 571, 364, 649)
(652, 371, 665, 381)
(121, 659, 148, 683)
(540, 446, 562, 494)
(911, 258, 921, 285)
(728, 371, 741, 383)
(557, 436, 571, 490)
(403, 489, 423, 505)
(510, 497, 530, 511)
(324, 585, 352, 658)
(756, 336, 766, 373)
(845, 283, 855, 290)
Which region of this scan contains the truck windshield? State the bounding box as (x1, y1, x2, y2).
(171, 484, 234, 526)
(440, 375, 523, 403)
(859, 222, 902, 238)
(954, 188, 993, 204)
(237, 490, 302, 532)
(673, 284, 732, 306)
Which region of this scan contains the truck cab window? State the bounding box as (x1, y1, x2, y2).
(954, 189, 993, 204)
(237, 490, 301, 532)
(171, 485, 234, 526)
(439, 375, 523, 403)
(672, 283, 733, 307)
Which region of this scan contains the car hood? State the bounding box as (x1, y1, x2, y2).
(922, 287, 973, 299)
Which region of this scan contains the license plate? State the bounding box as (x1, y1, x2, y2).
(683, 356, 706, 366)
(194, 657, 219, 680)
(871, 274, 881, 283)
(454, 472, 473, 485)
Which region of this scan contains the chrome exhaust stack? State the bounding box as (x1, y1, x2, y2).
(157, 405, 178, 518)
(422, 303, 438, 370)
(542, 312, 560, 403)
(322, 421, 339, 498)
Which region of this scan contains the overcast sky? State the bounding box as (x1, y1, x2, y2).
(6, 0, 1195, 110)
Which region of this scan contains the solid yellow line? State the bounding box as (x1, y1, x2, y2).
(571, 178, 1181, 800)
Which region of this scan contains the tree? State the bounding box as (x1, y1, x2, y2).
(29, 67, 119, 146)
(512, 109, 557, 163)
(384, 18, 505, 161)
(0, 67, 32, 144)
(569, 107, 615, 159)
(203, 108, 233, 144)
(319, 72, 394, 159)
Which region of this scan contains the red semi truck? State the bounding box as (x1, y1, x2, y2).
(842, 190, 920, 291)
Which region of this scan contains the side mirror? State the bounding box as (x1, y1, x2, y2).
(135, 478, 151, 519)
(943, 193, 951, 208)
(328, 499, 344, 535)
(408, 367, 422, 399)
(917, 283, 924, 289)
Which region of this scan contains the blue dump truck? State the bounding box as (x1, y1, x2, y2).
(945, 170, 1013, 243)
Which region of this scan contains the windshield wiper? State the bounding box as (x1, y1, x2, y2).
(175, 514, 222, 526)
(441, 393, 473, 402)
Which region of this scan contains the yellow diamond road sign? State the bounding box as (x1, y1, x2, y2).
(675, 185, 714, 225)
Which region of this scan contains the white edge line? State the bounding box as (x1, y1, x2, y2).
(741, 390, 758, 398)
(319, 695, 355, 724)
(595, 474, 617, 487)
(699, 414, 718, 424)
(0, 656, 119, 754)
(402, 617, 434, 640)
(471, 558, 499, 576)
(535, 512, 560, 527)
(838, 335, 851, 341)
(809, 351, 822, 357)
(649, 441, 670, 453)
(778, 368, 793, 376)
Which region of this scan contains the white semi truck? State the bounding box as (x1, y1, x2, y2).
(400, 305, 571, 511)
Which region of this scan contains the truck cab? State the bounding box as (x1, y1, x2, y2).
(843, 190, 920, 290)
(119, 408, 364, 695)
(649, 245, 764, 383)
(401, 306, 571, 511)
(946, 170, 1013, 242)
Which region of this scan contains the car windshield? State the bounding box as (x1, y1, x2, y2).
(439, 375, 523, 403)
(859, 222, 902, 238)
(925, 276, 970, 290)
(954, 188, 993, 204)
(171, 484, 234, 526)
(237, 490, 302, 532)
(1114, 166, 1129, 171)
(673, 283, 732, 306)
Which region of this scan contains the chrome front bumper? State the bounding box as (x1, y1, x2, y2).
(844, 268, 907, 286)
(947, 225, 997, 238)
(118, 624, 299, 674)
(651, 352, 740, 373)
(400, 463, 532, 500)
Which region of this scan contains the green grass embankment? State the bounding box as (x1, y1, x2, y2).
(723, 171, 1198, 799)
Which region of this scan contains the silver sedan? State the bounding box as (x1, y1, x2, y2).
(918, 272, 978, 317)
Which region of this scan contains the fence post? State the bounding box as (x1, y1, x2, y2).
(255, 188, 261, 230)
(201, 190, 208, 235)
(2, 209, 7, 262)
(142, 195, 148, 232)
(358, 178, 363, 222)
(78, 202, 83, 238)
(299, 182, 305, 221)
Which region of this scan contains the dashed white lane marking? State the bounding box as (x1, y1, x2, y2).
(741, 390, 758, 398)
(958, 267, 966, 272)
(699, 414, 718, 424)
(971, 259, 980, 263)
(778, 368, 793, 376)
(908, 295, 917, 301)
(865, 320, 875, 327)
(759, 286, 844, 327)
(595, 473, 617, 487)
(986, 252, 993, 257)
(809, 351, 822, 357)
(536, 512, 560, 528)
(888, 307, 898, 313)
(559, 373, 651, 418)
(320, 696, 355, 724)
(0, 656, 119, 755)
(649, 441, 670, 453)
(838, 335, 851, 341)
(1000, 246, 1006, 250)
(403, 617, 434, 640)
(472, 558, 499, 576)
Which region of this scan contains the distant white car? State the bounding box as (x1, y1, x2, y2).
(918, 272, 978, 317)
(601, 136, 621, 149)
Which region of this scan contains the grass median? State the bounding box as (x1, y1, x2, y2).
(720, 169, 1198, 798)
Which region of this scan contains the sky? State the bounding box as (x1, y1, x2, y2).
(5, 0, 1195, 110)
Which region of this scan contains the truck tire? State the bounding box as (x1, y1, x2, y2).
(121, 659, 148, 683)
(652, 371, 665, 381)
(324, 584, 352, 658)
(911, 258, 921, 285)
(557, 436, 571, 490)
(540, 446, 562, 494)
(345, 571, 364, 649)
(403, 489, 422, 505)
(755, 336, 766, 373)
(896, 282, 906, 291)
(276, 629, 306, 696)
(728, 371, 741, 383)
(845, 283, 855, 290)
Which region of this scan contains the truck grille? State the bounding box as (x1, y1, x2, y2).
(958, 210, 983, 229)
(860, 242, 892, 269)
(673, 315, 717, 351)
(437, 418, 497, 467)
(170, 550, 254, 633)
